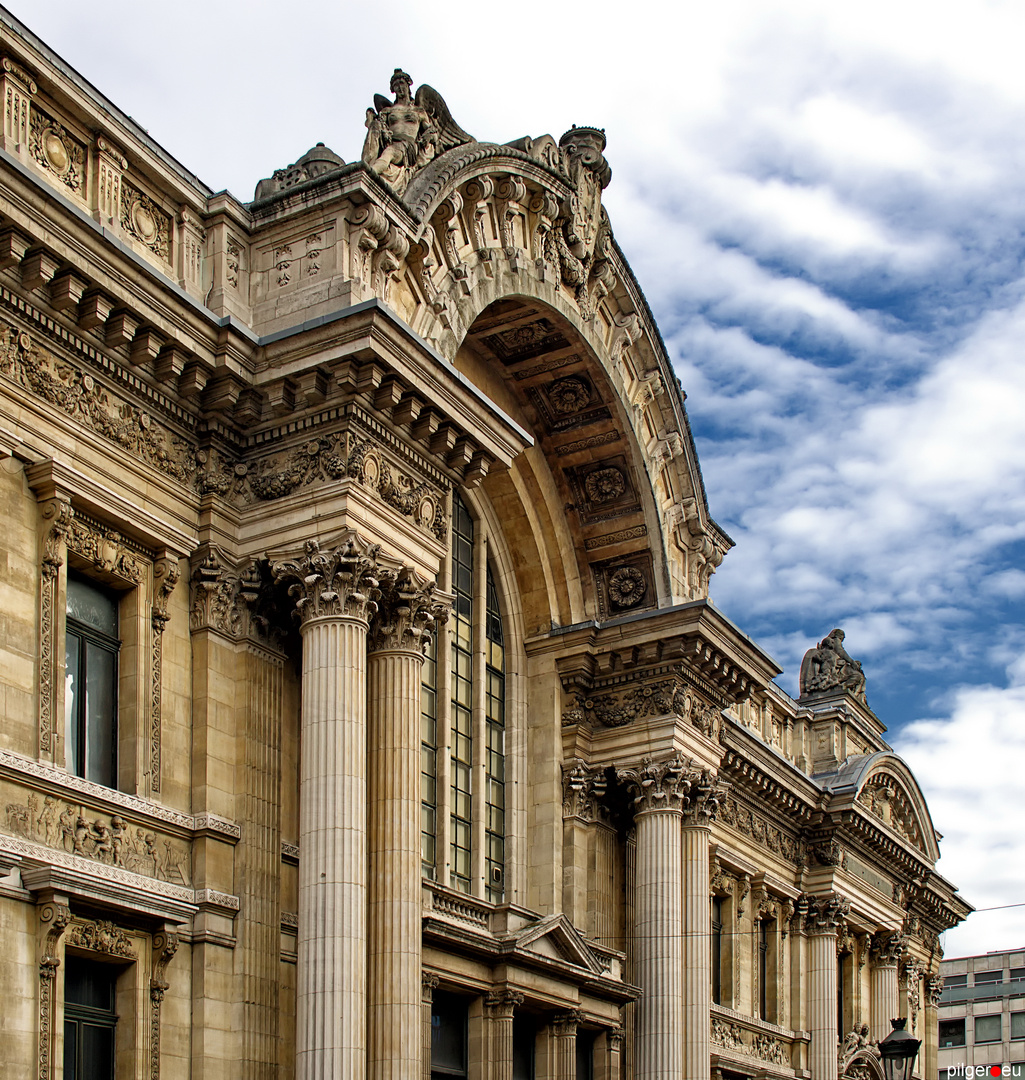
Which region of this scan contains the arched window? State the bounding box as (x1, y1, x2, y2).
(421, 494, 507, 901)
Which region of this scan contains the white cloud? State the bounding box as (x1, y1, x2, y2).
(894, 663, 1025, 957)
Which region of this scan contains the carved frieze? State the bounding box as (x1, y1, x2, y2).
(29, 107, 85, 193)
(584, 524, 648, 551)
(120, 180, 171, 261)
(554, 430, 621, 456)
(0, 323, 196, 484)
(3, 790, 190, 884)
(711, 1017, 789, 1067)
(717, 795, 803, 865)
(67, 513, 147, 583)
(200, 431, 447, 541)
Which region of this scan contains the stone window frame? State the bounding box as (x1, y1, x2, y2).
(27, 462, 183, 799)
(35, 896, 180, 1080)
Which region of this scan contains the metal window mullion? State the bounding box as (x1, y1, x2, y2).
(436, 519, 454, 890)
(470, 530, 487, 897)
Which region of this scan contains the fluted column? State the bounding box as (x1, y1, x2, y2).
(367, 570, 446, 1080)
(619, 757, 687, 1080)
(553, 1011, 581, 1080)
(681, 772, 726, 1080)
(869, 932, 905, 1043)
(273, 537, 382, 1080)
(805, 894, 850, 1080)
(484, 990, 523, 1080)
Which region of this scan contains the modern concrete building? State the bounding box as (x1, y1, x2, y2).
(938, 949, 1025, 1077)
(0, 6, 971, 1079)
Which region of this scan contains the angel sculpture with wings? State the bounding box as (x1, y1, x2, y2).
(361, 69, 473, 196)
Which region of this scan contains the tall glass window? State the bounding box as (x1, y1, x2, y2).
(420, 493, 508, 899)
(421, 633, 438, 879)
(449, 497, 474, 892)
(711, 897, 723, 1005)
(63, 956, 118, 1080)
(484, 566, 505, 901)
(65, 575, 119, 788)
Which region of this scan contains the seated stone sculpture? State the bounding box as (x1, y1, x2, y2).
(799, 628, 868, 703)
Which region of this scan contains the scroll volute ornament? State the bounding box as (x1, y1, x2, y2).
(618, 755, 725, 817)
(272, 535, 383, 625)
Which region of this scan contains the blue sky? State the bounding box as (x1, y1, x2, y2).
(18, 0, 1025, 956)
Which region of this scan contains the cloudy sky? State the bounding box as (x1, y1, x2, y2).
(16, 0, 1025, 957)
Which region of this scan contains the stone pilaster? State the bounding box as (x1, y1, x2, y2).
(595, 1025, 625, 1080)
(869, 932, 905, 1043)
(367, 569, 445, 1080)
(484, 990, 524, 1080)
(552, 1011, 581, 1080)
(561, 761, 607, 930)
(422, 973, 440, 1080)
(805, 894, 850, 1080)
(681, 771, 725, 1080)
(923, 971, 944, 1080)
(273, 536, 383, 1080)
(618, 757, 687, 1080)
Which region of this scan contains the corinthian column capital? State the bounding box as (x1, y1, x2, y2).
(617, 755, 691, 813)
(368, 567, 450, 654)
(680, 768, 729, 827)
(870, 930, 908, 967)
(802, 892, 851, 934)
(272, 534, 382, 625)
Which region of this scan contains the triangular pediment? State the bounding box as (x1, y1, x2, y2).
(509, 913, 605, 975)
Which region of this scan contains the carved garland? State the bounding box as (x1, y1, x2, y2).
(150, 557, 181, 792)
(38, 497, 73, 756)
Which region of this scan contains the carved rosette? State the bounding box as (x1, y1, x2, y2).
(272, 536, 382, 626)
(562, 760, 608, 821)
(368, 567, 449, 654)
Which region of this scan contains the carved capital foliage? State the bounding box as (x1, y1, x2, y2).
(925, 972, 944, 1007)
(189, 549, 281, 644)
(562, 760, 608, 822)
(273, 535, 383, 626)
(801, 892, 851, 934)
(552, 1010, 582, 1037)
(421, 971, 441, 1000)
(66, 919, 135, 958)
(617, 756, 725, 819)
(484, 990, 524, 1019)
(368, 567, 448, 654)
(152, 556, 181, 631)
(871, 930, 908, 967)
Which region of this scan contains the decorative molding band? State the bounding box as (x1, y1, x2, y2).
(280, 840, 299, 864)
(0, 748, 240, 839)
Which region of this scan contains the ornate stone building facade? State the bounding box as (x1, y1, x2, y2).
(0, 11, 969, 1080)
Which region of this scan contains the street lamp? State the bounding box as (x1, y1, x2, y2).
(878, 1017, 921, 1080)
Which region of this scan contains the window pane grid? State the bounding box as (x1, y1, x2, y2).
(421, 634, 438, 877)
(485, 564, 505, 902)
(449, 499, 474, 893)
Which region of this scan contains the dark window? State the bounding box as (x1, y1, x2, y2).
(63, 956, 117, 1080)
(759, 919, 770, 1021)
(431, 992, 468, 1079)
(837, 954, 847, 1038)
(974, 970, 1003, 985)
(512, 1015, 535, 1080)
(711, 897, 723, 1005)
(975, 1014, 1002, 1043)
(1011, 967, 1025, 983)
(575, 1028, 596, 1080)
(1011, 1012, 1025, 1041)
(65, 576, 119, 788)
(944, 974, 968, 988)
(939, 1018, 965, 1048)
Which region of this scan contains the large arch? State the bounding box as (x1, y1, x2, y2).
(371, 132, 734, 632)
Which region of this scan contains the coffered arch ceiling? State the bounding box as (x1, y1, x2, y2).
(382, 140, 735, 634)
